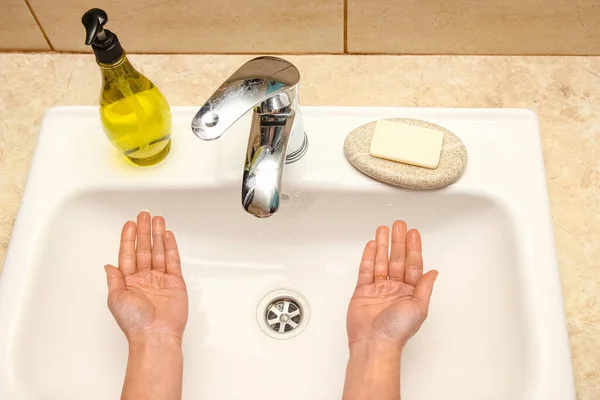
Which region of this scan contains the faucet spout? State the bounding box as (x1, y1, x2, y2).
(191, 57, 308, 218)
(242, 108, 296, 218)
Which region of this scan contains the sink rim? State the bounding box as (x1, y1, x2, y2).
(0, 106, 575, 399)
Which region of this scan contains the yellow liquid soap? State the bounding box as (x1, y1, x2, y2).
(99, 54, 172, 166)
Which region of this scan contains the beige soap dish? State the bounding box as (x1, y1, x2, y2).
(343, 118, 468, 189)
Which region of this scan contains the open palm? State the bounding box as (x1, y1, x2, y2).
(104, 212, 188, 341)
(347, 221, 438, 349)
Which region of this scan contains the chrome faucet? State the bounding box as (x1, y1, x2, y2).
(191, 56, 308, 218)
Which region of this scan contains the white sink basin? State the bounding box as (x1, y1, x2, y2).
(0, 106, 575, 399)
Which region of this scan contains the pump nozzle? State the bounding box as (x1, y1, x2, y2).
(82, 8, 108, 45)
(81, 8, 123, 64)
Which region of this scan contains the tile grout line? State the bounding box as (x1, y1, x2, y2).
(0, 50, 596, 57)
(23, 0, 55, 51)
(343, 0, 348, 53)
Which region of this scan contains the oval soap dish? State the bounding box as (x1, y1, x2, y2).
(343, 118, 468, 189)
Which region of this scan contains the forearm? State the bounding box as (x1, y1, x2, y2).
(122, 335, 184, 400)
(342, 343, 402, 400)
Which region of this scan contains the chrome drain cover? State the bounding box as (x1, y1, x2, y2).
(257, 289, 310, 339)
(266, 299, 302, 333)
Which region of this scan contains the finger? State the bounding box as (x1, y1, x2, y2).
(104, 264, 126, 293)
(136, 211, 152, 271)
(389, 220, 407, 282)
(413, 270, 439, 312)
(118, 221, 137, 276)
(404, 229, 424, 286)
(164, 230, 183, 277)
(151, 216, 166, 272)
(374, 226, 390, 282)
(356, 240, 377, 287)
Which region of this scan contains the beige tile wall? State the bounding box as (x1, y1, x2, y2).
(1, 0, 600, 55)
(29, 0, 343, 53)
(0, 0, 49, 50)
(347, 0, 600, 55)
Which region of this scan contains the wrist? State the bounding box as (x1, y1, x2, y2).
(122, 334, 184, 400)
(127, 333, 183, 351)
(349, 340, 403, 362)
(344, 341, 402, 400)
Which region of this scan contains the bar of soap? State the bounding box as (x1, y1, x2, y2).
(369, 120, 444, 169)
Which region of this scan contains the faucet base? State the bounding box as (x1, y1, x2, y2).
(285, 131, 309, 164)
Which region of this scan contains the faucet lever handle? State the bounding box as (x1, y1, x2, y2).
(191, 56, 300, 141)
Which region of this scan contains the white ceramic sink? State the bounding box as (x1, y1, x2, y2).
(0, 106, 575, 399)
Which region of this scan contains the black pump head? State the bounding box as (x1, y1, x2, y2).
(81, 8, 124, 64)
(82, 8, 108, 45)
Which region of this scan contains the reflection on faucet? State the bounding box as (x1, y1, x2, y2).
(191, 57, 308, 218)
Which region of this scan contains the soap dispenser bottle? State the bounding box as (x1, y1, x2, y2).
(82, 8, 172, 166)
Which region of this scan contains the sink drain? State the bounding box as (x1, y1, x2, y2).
(266, 299, 302, 333)
(257, 289, 310, 339)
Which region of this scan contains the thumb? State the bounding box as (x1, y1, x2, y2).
(413, 270, 438, 311)
(104, 264, 126, 294)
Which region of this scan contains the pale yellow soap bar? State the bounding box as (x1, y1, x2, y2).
(369, 120, 444, 169)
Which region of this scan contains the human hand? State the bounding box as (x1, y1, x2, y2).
(104, 211, 188, 343)
(347, 221, 438, 353)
